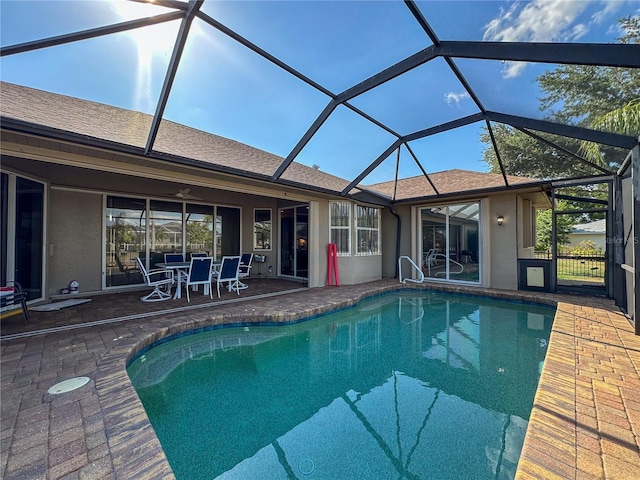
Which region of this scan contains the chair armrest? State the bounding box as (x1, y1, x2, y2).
(147, 269, 174, 282)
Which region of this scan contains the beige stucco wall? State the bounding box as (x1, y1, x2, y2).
(48, 189, 103, 296)
(331, 202, 383, 285)
(25, 155, 383, 293)
(44, 181, 525, 293)
(488, 194, 518, 290)
(334, 255, 382, 285)
(398, 194, 523, 290)
(567, 233, 606, 250)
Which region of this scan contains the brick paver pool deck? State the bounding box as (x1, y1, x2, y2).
(1, 278, 639, 479)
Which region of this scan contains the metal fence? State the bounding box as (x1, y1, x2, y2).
(535, 250, 606, 281)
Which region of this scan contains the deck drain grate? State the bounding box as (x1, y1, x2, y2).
(47, 377, 90, 394)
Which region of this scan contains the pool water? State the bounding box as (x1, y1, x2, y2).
(127, 291, 554, 480)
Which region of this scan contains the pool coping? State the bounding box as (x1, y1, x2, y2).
(2, 279, 640, 478)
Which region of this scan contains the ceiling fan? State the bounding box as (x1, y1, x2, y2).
(174, 188, 201, 200)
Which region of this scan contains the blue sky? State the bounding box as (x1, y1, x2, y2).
(1, 0, 638, 184)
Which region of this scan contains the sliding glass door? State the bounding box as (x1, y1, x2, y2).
(105, 196, 146, 287)
(280, 205, 308, 279)
(420, 202, 480, 283)
(105, 195, 240, 288)
(1, 172, 45, 301)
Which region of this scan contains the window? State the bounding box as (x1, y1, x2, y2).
(329, 201, 351, 255)
(105, 196, 146, 287)
(356, 205, 380, 255)
(186, 203, 214, 257)
(254, 209, 272, 250)
(149, 200, 183, 268)
(215, 206, 241, 259)
(105, 195, 241, 288)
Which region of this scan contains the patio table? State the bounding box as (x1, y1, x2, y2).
(157, 262, 190, 299)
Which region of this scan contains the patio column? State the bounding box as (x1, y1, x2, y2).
(308, 201, 321, 288)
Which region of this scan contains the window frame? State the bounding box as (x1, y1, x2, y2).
(329, 201, 352, 256)
(355, 204, 380, 256)
(253, 208, 272, 251)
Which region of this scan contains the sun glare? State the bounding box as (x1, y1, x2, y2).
(111, 0, 180, 61)
(110, 0, 186, 112)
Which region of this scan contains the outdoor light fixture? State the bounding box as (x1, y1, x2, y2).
(497, 215, 504, 226)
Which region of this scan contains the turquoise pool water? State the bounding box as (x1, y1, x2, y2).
(127, 291, 554, 480)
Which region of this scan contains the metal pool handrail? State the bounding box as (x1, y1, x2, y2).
(398, 256, 425, 284)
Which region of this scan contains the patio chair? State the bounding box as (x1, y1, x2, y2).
(183, 257, 214, 302)
(237, 253, 254, 290)
(423, 248, 439, 275)
(164, 253, 188, 283)
(115, 253, 137, 280)
(0, 281, 29, 323)
(135, 257, 174, 302)
(213, 256, 241, 297)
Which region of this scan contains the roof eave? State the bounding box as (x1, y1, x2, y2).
(389, 180, 552, 205)
(1, 116, 377, 201)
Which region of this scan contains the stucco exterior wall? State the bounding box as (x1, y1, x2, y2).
(567, 233, 606, 250)
(335, 255, 383, 285)
(489, 194, 518, 290)
(48, 189, 103, 296)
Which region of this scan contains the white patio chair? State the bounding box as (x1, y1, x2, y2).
(135, 257, 174, 302)
(237, 253, 253, 290)
(423, 248, 439, 275)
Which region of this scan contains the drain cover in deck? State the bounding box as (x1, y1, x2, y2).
(48, 377, 90, 394)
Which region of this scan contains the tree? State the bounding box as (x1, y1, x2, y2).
(535, 204, 576, 251)
(482, 16, 640, 176)
(579, 97, 640, 163)
(480, 124, 592, 179)
(187, 220, 213, 248)
(537, 16, 640, 168)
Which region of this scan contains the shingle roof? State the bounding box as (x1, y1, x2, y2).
(367, 169, 540, 201)
(572, 219, 606, 234)
(1, 82, 542, 202)
(0, 82, 351, 193)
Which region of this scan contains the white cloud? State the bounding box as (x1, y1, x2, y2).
(591, 1, 623, 24)
(444, 91, 471, 106)
(571, 23, 589, 40)
(501, 61, 529, 79)
(483, 0, 593, 77)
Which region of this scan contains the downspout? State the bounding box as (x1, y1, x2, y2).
(391, 146, 402, 279)
(390, 206, 401, 278)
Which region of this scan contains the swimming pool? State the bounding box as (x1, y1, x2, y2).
(127, 290, 554, 480)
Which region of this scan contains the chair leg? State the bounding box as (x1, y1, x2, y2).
(140, 286, 172, 302)
(19, 297, 29, 324)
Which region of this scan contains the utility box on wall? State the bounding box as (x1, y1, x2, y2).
(518, 259, 551, 292)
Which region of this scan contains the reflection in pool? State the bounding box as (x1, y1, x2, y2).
(128, 291, 554, 480)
